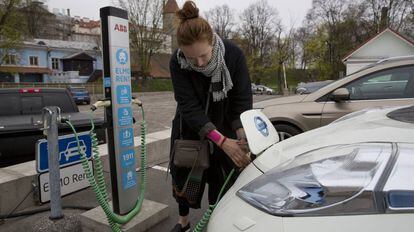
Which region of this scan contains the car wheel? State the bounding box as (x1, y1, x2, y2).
(273, 124, 301, 141)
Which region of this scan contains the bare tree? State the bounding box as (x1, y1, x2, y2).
(204, 5, 235, 39)
(363, 0, 414, 33)
(239, 0, 281, 86)
(273, 24, 296, 94)
(119, 0, 166, 79)
(240, 0, 281, 60)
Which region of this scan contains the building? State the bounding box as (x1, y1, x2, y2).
(0, 39, 102, 83)
(163, 0, 179, 52)
(70, 17, 101, 44)
(342, 28, 414, 75)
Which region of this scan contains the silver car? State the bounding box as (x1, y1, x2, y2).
(255, 56, 414, 140)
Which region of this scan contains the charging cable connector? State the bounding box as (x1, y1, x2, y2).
(132, 97, 142, 107)
(91, 100, 111, 111)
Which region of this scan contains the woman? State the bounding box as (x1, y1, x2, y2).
(169, 1, 252, 231)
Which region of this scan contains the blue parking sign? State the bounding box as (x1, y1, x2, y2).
(36, 131, 92, 173)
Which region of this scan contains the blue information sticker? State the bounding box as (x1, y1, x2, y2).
(118, 107, 132, 126)
(119, 128, 134, 147)
(116, 85, 131, 104)
(122, 167, 137, 190)
(104, 77, 111, 88)
(120, 149, 135, 168)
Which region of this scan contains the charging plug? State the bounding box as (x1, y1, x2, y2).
(91, 100, 111, 111)
(132, 97, 142, 106)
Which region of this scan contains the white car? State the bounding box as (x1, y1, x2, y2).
(256, 85, 275, 95)
(207, 105, 414, 232)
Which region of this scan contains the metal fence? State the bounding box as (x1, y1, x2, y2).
(0, 82, 104, 95)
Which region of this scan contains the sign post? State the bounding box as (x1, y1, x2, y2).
(44, 106, 63, 219)
(100, 6, 138, 215)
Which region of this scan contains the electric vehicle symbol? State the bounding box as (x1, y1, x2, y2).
(59, 140, 87, 162)
(121, 86, 128, 95)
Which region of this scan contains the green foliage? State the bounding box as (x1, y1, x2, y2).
(0, 0, 23, 64)
(132, 79, 173, 92)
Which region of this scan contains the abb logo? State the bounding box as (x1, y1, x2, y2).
(114, 24, 127, 33)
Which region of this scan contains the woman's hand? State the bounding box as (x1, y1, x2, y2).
(221, 138, 251, 168)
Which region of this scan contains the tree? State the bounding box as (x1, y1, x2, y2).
(0, 0, 22, 65)
(362, 0, 414, 33)
(21, 0, 57, 39)
(273, 24, 295, 94)
(204, 5, 235, 39)
(239, 0, 281, 84)
(119, 0, 166, 79)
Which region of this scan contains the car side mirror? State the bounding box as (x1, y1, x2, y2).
(331, 88, 350, 102)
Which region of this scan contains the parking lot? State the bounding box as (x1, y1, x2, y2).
(78, 92, 277, 135)
(0, 91, 278, 232)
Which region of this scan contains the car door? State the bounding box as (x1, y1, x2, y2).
(320, 65, 414, 126)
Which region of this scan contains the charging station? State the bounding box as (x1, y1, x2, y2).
(100, 6, 138, 215)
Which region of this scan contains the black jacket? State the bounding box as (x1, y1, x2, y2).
(170, 39, 252, 142)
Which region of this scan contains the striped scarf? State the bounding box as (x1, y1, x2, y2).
(177, 33, 233, 102)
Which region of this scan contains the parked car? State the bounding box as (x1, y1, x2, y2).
(254, 56, 414, 140)
(0, 88, 105, 167)
(67, 86, 91, 105)
(295, 80, 334, 94)
(251, 83, 260, 94)
(256, 85, 275, 95)
(208, 105, 414, 232)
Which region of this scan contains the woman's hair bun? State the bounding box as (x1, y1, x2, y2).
(177, 1, 199, 21)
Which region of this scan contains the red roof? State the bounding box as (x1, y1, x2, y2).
(73, 19, 100, 29)
(164, 0, 179, 14)
(0, 66, 52, 74)
(342, 27, 414, 62)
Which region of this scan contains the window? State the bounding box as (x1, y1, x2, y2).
(21, 96, 43, 115)
(343, 65, 414, 100)
(0, 93, 21, 116)
(52, 58, 59, 70)
(43, 93, 75, 113)
(29, 56, 39, 66)
(3, 54, 17, 65)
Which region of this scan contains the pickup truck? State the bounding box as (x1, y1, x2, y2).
(0, 88, 106, 167)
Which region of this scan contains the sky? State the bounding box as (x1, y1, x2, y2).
(46, 0, 312, 28)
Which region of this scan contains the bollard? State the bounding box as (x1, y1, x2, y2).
(43, 106, 63, 220)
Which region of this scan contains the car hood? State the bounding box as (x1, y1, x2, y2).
(253, 105, 414, 172)
(253, 94, 308, 108)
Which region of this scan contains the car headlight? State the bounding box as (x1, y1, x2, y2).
(237, 143, 392, 216)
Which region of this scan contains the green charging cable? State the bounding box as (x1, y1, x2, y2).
(65, 105, 147, 232)
(193, 168, 235, 232)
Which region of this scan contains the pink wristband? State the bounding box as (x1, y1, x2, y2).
(207, 130, 222, 143)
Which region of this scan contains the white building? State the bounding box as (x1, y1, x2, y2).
(342, 28, 414, 75)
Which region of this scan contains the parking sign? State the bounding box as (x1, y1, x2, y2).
(36, 131, 92, 173)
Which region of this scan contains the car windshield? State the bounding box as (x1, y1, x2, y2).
(70, 88, 87, 92)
